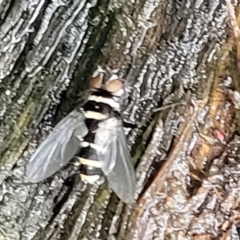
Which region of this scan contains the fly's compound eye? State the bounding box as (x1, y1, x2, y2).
(89, 75, 102, 89)
(90, 72, 103, 89)
(105, 79, 123, 93)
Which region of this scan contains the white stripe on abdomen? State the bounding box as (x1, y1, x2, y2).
(80, 174, 100, 184)
(79, 157, 103, 168)
(84, 111, 108, 120)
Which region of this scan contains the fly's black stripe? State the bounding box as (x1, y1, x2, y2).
(83, 131, 95, 143)
(83, 101, 113, 115)
(79, 144, 98, 160)
(84, 119, 99, 132)
(79, 165, 102, 176)
(91, 89, 115, 98)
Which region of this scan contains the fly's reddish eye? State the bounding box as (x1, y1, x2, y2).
(105, 79, 123, 93)
(90, 75, 102, 89)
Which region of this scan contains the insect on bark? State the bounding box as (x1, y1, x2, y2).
(26, 67, 136, 203)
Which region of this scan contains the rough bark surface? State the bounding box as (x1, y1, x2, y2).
(0, 0, 240, 240)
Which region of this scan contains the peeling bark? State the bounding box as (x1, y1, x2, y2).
(0, 0, 239, 240)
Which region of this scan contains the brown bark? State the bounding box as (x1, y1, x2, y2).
(0, 0, 239, 240)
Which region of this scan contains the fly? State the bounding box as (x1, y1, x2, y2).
(26, 67, 136, 203)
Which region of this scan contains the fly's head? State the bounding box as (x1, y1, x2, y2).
(90, 66, 128, 102)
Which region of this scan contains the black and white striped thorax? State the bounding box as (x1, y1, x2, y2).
(78, 89, 121, 183)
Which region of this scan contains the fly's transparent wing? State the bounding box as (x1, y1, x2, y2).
(26, 109, 88, 183)
(95, 118, 135, 203)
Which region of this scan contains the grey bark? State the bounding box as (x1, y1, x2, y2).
(0, 0, 239, 240)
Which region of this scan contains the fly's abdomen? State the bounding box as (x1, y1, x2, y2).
(78, 132, 103, 184)
(79, 159, 102, 183)
(79, 89, 120, 184)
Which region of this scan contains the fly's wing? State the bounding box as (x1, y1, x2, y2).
(95, 118, 135, 203)
(26, 109, 88, 183)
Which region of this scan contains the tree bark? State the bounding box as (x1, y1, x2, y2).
(0, 0, 239, 239)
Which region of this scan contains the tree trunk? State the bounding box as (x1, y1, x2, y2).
(0, 0, 240, 239)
